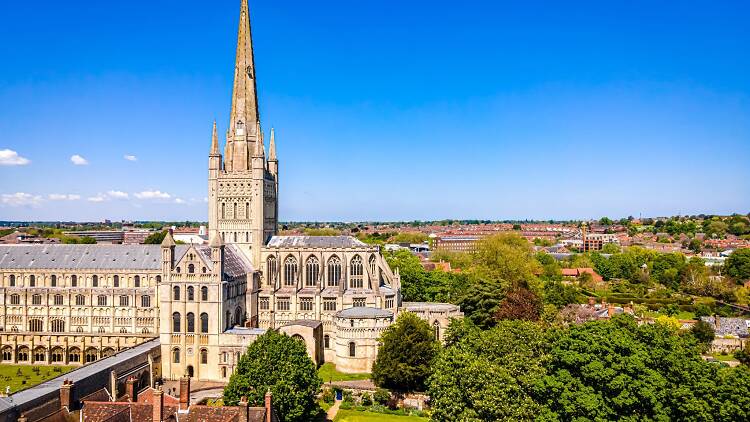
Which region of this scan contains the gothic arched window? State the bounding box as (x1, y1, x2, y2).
(188, 286, 194, 301)
(200, 348, 208, 364)
(327, 256, 341, 287)
(113, 275, 119, 287)
(134, 275, 141, 287)
(173, 286, 180, 300)
(267, 256, 277, 286)
(92, 275, 98, 287)
(305, 256, 319, 287)
(284, 256, 297, 286)
(201, 286, 208, 301)
(350, 256, 364, 289)
(172, 348, 180, 363)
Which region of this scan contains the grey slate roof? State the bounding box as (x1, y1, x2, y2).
(0, 244, 253, 277)
(266, 236, 367, 249)
(0, 245, 170, 270)
(336, 307, 393, 319)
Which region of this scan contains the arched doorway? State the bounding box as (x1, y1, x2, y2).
(292, 334, 306, 347)
(187, 365, 194, 378)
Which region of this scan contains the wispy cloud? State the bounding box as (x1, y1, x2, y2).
(48, 193, 81, 201)
(1, 192, 43, 207)
(0, 149, 31, 166)
(70, 154, 89, 165)
(174, 198, 186, 204)
(124, 155, 137, 161)
(134, 190, 171, 200)
(87, 194, 106, 203)
(107, 190, 129, 199)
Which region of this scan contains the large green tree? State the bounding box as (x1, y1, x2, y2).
(372, 312, 440, 392)
(471, 233, 541, 287)
(429, 320, 548, 421)
(725, 248, 750, 282)
(223, 330, 321, 422)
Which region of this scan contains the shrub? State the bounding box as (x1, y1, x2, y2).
(373, 388, 390, 405)
(321, 388, 334, 404)
(361, 392, 373, 407)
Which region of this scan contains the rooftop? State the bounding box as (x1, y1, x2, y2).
(266, 235, 368, 249)
(336, 307, 393, 319)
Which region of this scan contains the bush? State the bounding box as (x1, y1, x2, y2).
(361, 392, 373, 407)
(342, 390, 354, 405)
(373, 388, 390, 405)
(321, 388, 334, 404)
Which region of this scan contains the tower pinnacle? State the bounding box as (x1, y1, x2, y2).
(268, 127, 277, 161)
(210, 120, 219, 155)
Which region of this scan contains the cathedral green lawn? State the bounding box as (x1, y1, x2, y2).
(318, 363, 370, 382)
(0, 365, 75, 393)
(333, 409, 428, 422)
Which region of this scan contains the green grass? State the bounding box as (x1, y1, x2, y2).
(318, 363, 370, 382)
(333, 409, 428, 422)
(711, 353, 737, 362)
(0, 365, 76, 393)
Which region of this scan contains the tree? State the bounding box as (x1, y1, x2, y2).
(691, 320, 715, 352)
(470, 234, 541, 287)
(428, 320, 547, 421)
(600, 242, 620, 254)
(223, 330, 321, 422)
(543, 281, 580, 308)
(457, 278, 505, 329)
(599, 217, 613, 226)
(372, 312, 440, 392)
(494, 286, 543, 321)
(536, 315, 725, 421)
(725, 248, 750, 282)
(705, 220, 729, 238)
(144, 230, 167, 244)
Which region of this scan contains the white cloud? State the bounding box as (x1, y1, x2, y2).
(70, 154, 89, 165)
(134, 190, 171, 200)
(0, 149, 31, 166)
(174, 198, 186, 204)
(1, 192, 43, 207)
(48, 193, 81, 201)
(124, 155, 137, 161)
(87, 194, 106, 203)
(107, 190, 129, 199)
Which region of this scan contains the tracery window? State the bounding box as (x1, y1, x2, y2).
(97, 295, 107, 306)
(54, 294, 63, 305)
(10, 294, 20, 305)
(141, 295, 151, 307)
(305, 256, 319, 286)
(300, 297, 314, 311)
(350, 256, 364, 289)
(28, 319, 43, 332)
(266, 256, 277, 286)
(284, 256, 297, 286)
(32, 294, 42, 305)
(76, 295, 85, 306)
(51, 319, 65, 333)
(327, 256, 341, 287)
(119, 295, 129, 306)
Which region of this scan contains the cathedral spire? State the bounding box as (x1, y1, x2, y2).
(253, 121, 265, 158)
(210, 120, 219, 155)
(229, 0, 260, 141)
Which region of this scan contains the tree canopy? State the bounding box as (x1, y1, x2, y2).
(371, 312, 440, 392)
(725, 248, 750, 282)
(223, 330, 321, 422)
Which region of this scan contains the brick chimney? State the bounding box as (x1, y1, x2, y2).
(60, 379, 73, 410)
(153, 385, 164, 422)
(179, 375, 190, 411)
(239, 396, 249, 422)
(125, 376, 136, 402)
(265, 390, 272, 422)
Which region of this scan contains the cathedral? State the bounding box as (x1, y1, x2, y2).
(0, 0, 461, 383)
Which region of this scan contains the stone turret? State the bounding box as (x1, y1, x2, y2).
(161, 229, 176, 274)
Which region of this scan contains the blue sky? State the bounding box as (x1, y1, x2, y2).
(1, 0, 748, 222)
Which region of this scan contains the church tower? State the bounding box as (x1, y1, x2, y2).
(209, 0, 278, 267)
